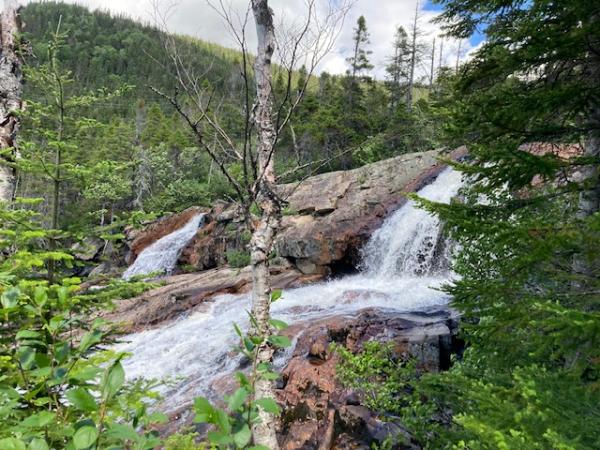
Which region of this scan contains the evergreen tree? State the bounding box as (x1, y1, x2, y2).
(347, 15, 373, 79)
(385, 26, 411, 110)
(396, 0, 600, 447)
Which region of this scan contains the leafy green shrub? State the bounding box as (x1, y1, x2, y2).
(334, 341, 416, 416)
(0, 281, 166, 449)
(240, 229, 252, 244)
(0, 203, 165, 449)
(226, 250, 251, 268)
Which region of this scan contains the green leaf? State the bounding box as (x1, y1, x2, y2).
(28, 438, 49, 450)
(262, 371, 280, 381)
(268, 319, 288, 330)
(270, 289, 283, 302)
(33, 286, 48, 307)
(78, 330, 103, 353)
(233, 424, 252, 448)
(207, 430, 233, 446)
(20, 411, 55, 428)
(247, 446, 270, 450)
(193, 396, 215, 423)
(1, 287, 20, 309)
(73, 425, 98, 449)
(16, 330, 42, 340)
(215, 408, 231, 434)
(102, 360, 125, 400)
(66, 387, 98, 412)
(268, 335, 292, 348)
(105, 423, 139, 442)
(233, 323, 243, 338)
(227, 387, 249, 412)
(243, 337, 255, 352)
(255, 397, 281, 414)
(235, 372, 251, 389)
(0, 438, 26, 450)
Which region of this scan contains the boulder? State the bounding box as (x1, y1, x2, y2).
(274, 148, 467, 274)
(276, 306, 461, 449)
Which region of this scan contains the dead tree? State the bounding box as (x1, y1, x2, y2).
(406, 1, 422, 112)
(0, 0, 23, 203)
(152, 0, 349, 446)
(429, 37, 435, 88)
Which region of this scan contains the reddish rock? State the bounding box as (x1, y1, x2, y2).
(274, 148, 468, 275)
(275, 306, 460, 449)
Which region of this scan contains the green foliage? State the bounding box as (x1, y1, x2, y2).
(226, 250, 251, 269)
(334, 341, 415, 417)
(2, 161, 164, 449)
(0, 208, 165, 448)
(164, 430, 205, 450)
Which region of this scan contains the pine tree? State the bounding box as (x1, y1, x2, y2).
(347, 15, 373, 79)
(385, 26, 411, 110)
(399, 0, 600, 447)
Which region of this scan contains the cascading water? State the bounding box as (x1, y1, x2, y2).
(361, 168, 462, 276)
(115, 169, 463, 410)
(122, 213, 205, 280)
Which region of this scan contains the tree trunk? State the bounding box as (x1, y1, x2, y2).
(0, 0, 22, 203)
(574, 106, 600, 282)
(406, 2, 418, 112)
(250, 1, 281, 448)
(429, 37, 436, 88)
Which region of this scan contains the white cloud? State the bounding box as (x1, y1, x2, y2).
(21, 0, 474, 79)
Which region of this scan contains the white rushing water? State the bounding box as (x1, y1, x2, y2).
(116, 169, 463, 409)
(122, 213, 206, 280)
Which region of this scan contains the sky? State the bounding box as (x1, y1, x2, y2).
(21, 0, 485, 79)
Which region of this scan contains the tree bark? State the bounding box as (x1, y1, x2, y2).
(0, 0, 23, 203)
(250, 1, 281, 448)
(406, 2, 418, 112)
(574, 106, 600, 282)
(429, 37, 435, 88)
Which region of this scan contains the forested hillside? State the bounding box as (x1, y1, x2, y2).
(17, 1, 443, 230)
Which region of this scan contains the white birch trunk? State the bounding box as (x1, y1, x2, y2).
(0, 0, 22, 203)
(250, 1, 281, 448)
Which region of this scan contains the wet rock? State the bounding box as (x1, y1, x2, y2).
(100, 263, 322, 333)
(275, 148, 467, 274)
(121, 149, 467, 277)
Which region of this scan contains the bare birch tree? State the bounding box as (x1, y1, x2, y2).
(0, 0, 23, 203)
(151, 0, 349, 446)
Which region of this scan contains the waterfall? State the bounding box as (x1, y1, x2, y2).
(122, 213, 205, 280)
(116, 168, 462, 409)
(361, 168, 463, 277)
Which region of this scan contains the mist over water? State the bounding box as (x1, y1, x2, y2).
(116, 169, 463, 409)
